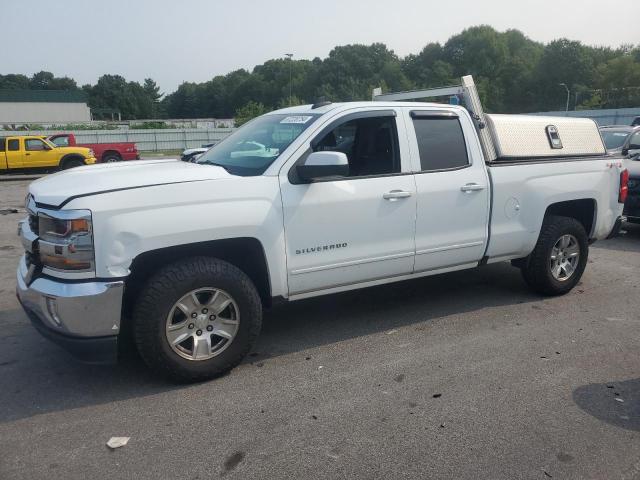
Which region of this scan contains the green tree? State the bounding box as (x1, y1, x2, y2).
(143, 78, 163, 117)
(234, 101, 266, 126)
(84, 74, 159, 119)
(0, 74, 30, 89)
(30, 71, 78, 90)
(532, 39, 595, 111)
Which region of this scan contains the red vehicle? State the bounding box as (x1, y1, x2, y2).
(46, 133, 140, 163)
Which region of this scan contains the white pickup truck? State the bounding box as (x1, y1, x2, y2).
(16, 76, 627, 382)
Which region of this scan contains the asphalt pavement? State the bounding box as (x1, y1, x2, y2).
(0, 178, 639, 479)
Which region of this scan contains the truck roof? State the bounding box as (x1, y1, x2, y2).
(269, 101, 464, 116)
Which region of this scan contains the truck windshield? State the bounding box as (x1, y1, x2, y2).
(601, 130, 630, 150)
(196, 113, 320, 176)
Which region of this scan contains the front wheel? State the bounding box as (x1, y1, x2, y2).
(60, 158, 84, 170)
(520, 215, 589, 296)
(133, 257, 262, 382)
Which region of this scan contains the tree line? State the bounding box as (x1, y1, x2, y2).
(2, 26, 639, 121)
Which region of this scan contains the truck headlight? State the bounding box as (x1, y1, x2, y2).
(37, 210, 95, 272)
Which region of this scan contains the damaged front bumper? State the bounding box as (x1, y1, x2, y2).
(16, 256, 124, 364)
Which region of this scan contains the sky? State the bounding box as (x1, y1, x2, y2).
(4, 0, 639, 94)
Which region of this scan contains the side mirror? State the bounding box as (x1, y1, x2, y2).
(297, 151, 349, 182)
(622, 147, 629, 156)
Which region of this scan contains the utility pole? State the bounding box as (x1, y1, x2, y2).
(285, 53, 293, 106)
(559, 83, 570, 112)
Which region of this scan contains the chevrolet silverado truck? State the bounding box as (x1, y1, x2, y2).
(47, 133, 140, 163)
(1, 135, 96, 172)
(16, 76, 627, 382)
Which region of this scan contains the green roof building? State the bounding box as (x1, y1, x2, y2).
(0, 89, 91, 124)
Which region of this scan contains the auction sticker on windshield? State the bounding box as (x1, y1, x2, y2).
(280, 116, 314, 124)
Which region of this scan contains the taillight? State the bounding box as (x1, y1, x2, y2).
(619, 169, 629, 203)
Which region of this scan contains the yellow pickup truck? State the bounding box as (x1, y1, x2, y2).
(0, 135, 96, 172)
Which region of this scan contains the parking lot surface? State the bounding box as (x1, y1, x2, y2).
(0, 178, 639, 479)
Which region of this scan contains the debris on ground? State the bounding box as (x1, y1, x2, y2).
(432, 393, 442, 398)
(106, 437, 130, 449)
(0, 209, 18, 215)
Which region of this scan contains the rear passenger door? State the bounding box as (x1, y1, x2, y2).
(406, 109, 490, 273)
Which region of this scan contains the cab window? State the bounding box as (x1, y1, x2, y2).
(312, 114, 400, 177)
(50, 136, 69, 147)
(411, 115, 469, 171)
(25, 139, 48, 151)
(0, 138, 5, 152)
(8, 139, 19, 151)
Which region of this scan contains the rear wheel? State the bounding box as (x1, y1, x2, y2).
(103, 153, 122, 163)
(521, 215, 588, 296)
(133, 257, 262, 382)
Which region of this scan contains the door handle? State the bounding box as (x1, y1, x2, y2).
(460, 183, 485, 193)
(383, 190, 412, 201)
(25, 153, 31, 156)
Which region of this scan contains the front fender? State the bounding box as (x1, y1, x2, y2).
(65, 176, 289, 298)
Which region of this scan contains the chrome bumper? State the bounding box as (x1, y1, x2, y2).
(16, 255, 124, 339)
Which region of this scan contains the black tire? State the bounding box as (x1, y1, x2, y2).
(132, 257, 262, 383)
(103, 153, 122, 163)
(60, 157, 84, 170)
(521, 215, 589, 296)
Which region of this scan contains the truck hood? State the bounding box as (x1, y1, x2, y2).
(30, 159, 232, 207)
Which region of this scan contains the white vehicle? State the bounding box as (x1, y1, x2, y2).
(180, 144, 215, 162)
(16, 76, 627, 382)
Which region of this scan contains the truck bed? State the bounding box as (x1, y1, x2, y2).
(486, 155, 623, 262)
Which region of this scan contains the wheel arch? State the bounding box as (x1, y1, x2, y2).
(102, 150, 122, 161)
(123, 237, 273, 315)
(544, 198, 597, 238)
(59, 153, 85, 168)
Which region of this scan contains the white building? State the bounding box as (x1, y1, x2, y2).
(0, 90, 91, 124)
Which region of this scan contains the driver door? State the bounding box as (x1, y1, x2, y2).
(279, 109, 417, 296)
(24, 138, 57, 168)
